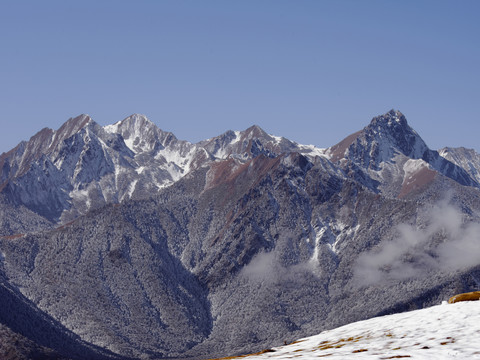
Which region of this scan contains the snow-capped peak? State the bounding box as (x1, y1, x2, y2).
(55, 114, 94, 142)
(104, 113, 152, 133)
(119, 113, 154, 129)
(323, 109, 480, 197)
(104, 114, 167, 153)
(326, 109, 430, 171)
(371, 109, 406, 127)
(364, 109, 428, 160)
(244, 124, 270, 139)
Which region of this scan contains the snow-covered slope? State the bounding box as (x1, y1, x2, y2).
(440, 147, 480, 185)
(224, 301, 480, 359)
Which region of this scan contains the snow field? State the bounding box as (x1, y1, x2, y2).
(225, 301, 480, 359)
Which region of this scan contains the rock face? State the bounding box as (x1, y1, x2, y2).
(326, 109, 478, 197)
(1, 110, 480, 359)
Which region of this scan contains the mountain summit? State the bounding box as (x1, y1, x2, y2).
(105, 114, 177, 153)
(326, 109, 478, 197)
(329, 109, 428, 166)
(364, 109, 429, 160)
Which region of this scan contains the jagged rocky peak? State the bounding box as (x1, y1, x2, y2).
(201, 124, 294, 160)
(369, 109, 407, 129)
(328, 109, 429, 164)
(219, 129, 238, 142)
(206, 124, 270, 145)
(105, 113, 177, 153)
(117, 113, 155, 130)
(106, 113, 155, 134)
(244, 124, 269, 139)
(364, 109, 428, 158)
(56, 114, 93, 140)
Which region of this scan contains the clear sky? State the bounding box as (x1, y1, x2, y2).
(1, 0, 479, 154)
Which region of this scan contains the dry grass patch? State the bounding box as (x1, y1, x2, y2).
(208, 348, 275, 360)
(289, 340, 305, 345)
(316, 335, 364, 351)
(448, 291, 480, 303)
(440, 337, 455, 345)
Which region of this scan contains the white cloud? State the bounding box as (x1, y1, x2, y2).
(354, 200, 480, 286)
(240, 248, 316, 284)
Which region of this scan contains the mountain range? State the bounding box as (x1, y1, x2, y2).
(1, 109, 480, 359)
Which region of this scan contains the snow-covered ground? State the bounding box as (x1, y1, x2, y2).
(227, 300, 480, 359)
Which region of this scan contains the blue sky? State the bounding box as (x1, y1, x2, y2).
(1, 0, 479, 153)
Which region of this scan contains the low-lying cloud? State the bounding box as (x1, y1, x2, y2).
(240, 249, 315, 284)
(355, 199, 480, 286)
(241, 250, 278, 283)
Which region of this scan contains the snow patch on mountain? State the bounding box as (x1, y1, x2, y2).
(104, 113, 157, 153)
(400, 158, 434, 195)
(298, 144, 326, 158)
(127, 179, 139, 198)
(403, 158, 429, 178)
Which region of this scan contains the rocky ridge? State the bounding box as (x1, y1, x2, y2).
(0, 114, 323, 226)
